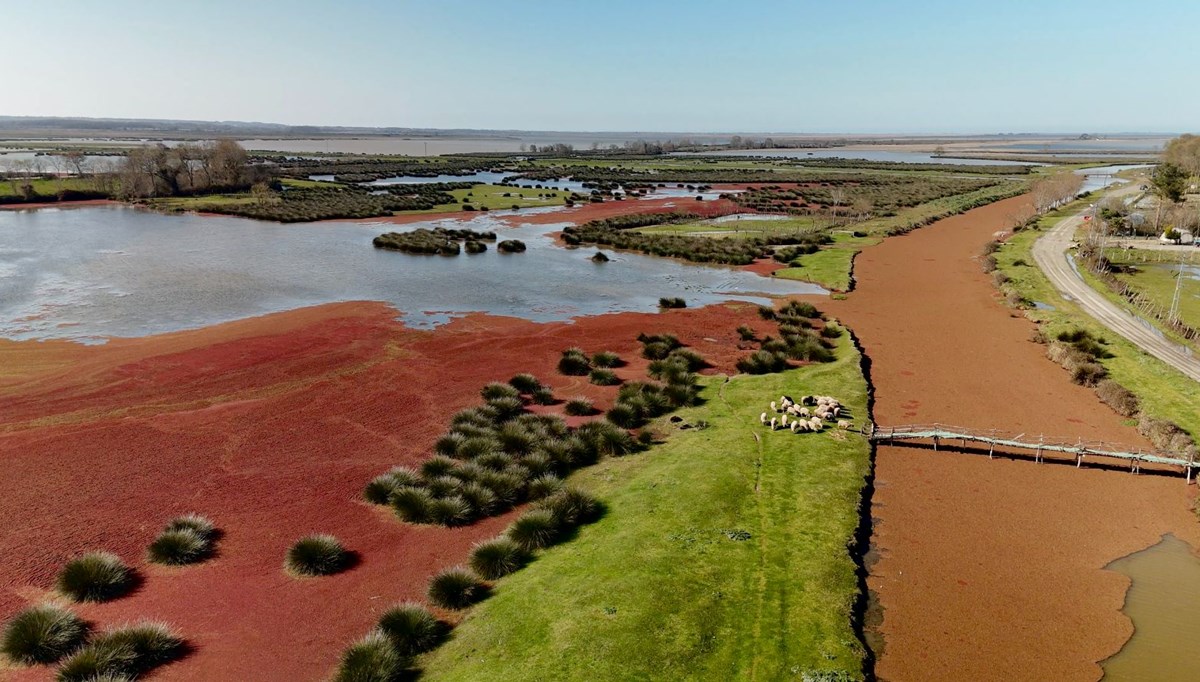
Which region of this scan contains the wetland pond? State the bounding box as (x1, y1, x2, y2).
(0, 206, 820, 342)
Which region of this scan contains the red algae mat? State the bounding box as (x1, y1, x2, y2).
(0, 301, 768, 680)
(824, 196, 1200, 681)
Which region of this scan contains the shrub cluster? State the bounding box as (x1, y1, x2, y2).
(1137, 415, 1198, 457)
(373, 227, 497, 256)
(497, 239, 527, 253)
(364, 382, 637, 527)
(558, 347, 592, 376)
(658, 297, 687, 309)
(57, 552, 135, 603)
(1094, 380, 1140, 418)
(606, 375, 701, 429)
(1, 604, 88, 665)
(564, 213, 771, 266)
(1046, 329, 1112, 387)
(564, 398, 596, 416)
(737, 301, 835, 373)
(148, 514, 217, 566)
(55, 621, 185, 682)
(205, 184, 462, 223)
(285, 535, 352, 577)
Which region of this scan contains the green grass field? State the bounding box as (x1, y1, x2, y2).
(0, 176, 98, 197)
(401, 183, 567, 214)
(775, 233, 879, 291)
(1103, 248, 1200, 330)
(996, 212, 1200, 442)
(421, 333, 871, 681)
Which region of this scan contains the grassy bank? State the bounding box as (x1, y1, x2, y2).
(420, 333, 871, 681)
(995, 211, 1200, 441)
(414, 183, 566, 213)
(776, 233, 879, 291)
(1102, 247, 1200, 330)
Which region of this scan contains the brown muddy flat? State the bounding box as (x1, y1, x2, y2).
(824, 196, 1200, 681)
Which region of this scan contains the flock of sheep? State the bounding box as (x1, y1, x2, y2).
(759, 394, 852, 433)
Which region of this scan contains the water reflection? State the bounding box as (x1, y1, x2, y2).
(0, 206, 822, 342)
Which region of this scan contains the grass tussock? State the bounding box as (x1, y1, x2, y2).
(376, 603, 445, 657)
(1, 604, 88, 665)
(57, 552, 134, 603)
(55, 621, 184, 682)
(333, 629, 406, 682)
(427, 567, 489, 610)
(564, 398, 596, 416)
(469, 537, 530, 580)
(148, 514, 217, 565)
(285, 535, 351, 577)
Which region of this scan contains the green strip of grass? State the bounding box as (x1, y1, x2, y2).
(997, 218, 1200, 441)
(416, 184, 567, 213)
(421, 333, 870, 681)
(776, 233, 879, 291)
(0, 176, 98, 198)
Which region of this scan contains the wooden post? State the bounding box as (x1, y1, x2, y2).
(933, 435, 939, 452)
(1036, 436, 1043, 464)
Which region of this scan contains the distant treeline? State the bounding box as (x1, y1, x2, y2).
(275, 157, 508, 183)
(199, 183, 472, 222)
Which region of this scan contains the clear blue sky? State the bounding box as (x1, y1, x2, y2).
(4, 0, 1197, 134)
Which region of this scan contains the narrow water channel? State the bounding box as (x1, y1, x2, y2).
(1101, 533, 1200, 681)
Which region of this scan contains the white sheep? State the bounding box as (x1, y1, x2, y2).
(770, 401, 778, 413)
(809, 417, 822, 430)
(838, 420, 851, 430)
(780, 396, 794, 408)
(780, 414, 788, 427)
(770, 417, 777, 431)
(760, 412, 768, 424)
(790, 421, 799, 433)
(796, 421, 810, 432)
(798, 407, 810, 418)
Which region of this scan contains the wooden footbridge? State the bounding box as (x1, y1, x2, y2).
(867, 423, 1199, 483)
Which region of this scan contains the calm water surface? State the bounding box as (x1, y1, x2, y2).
(0, 206, 819, 342)
(1101, 534, 1200, 681)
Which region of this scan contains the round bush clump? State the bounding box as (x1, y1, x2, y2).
(427, 567, 489, 610)
(0, 603, 88, 665)
(469, 537, 529, 580)
(57, 552, 134, 603)
(147, 528, 210, 566)
(539, 488, 603, 528)
(163, 514, 215, 540)
(391, 486, 435, 523)
(557, 348, 591, 376)
(464, 240, 487, 254)
(333, 630, 406, 682)
(428, 496, 473, 527)
(605, 402, 642, 429)
(588, 368, 621, 386)
(564, 398, 595, 416)
(506, 509, 560, 552)
(55, 639, 137, 682)
(56, 621, 183, 682)
(526, 473, 564, 500)
(457, 481, 498, 516)
(377, 603, 444, 656)
(363, 474, 402, 505)
(530, 386, 557, 405)
(481, 381, 521, 401)
(285, 535, 351, 577)
(496, 239, 526, 253)
(591, 351, 622, 368)
(508, 373, 542, 394)
(486, 396, 526, 421)
(420, 455, 459, 480)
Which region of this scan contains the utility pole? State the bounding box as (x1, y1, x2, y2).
(1168, 259, 1185, 322)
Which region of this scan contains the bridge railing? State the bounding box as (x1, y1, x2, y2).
(868, 422, 1198, 480)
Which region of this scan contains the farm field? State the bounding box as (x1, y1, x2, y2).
(422, 332, 871, 681)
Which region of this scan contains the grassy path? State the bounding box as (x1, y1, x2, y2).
(420, 334, 871, 681)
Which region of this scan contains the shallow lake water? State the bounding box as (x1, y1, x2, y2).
(1101, 534, 1200, 680)
(0, 206, 820, 342)
(676, 148, 1038, 166)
